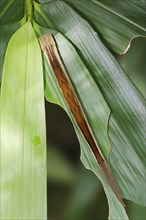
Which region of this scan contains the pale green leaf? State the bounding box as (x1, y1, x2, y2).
(0, 22, 47, 219)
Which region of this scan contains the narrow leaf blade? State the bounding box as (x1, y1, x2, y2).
(0, 22, 47, 219)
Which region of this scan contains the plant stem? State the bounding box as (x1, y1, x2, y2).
(25, 0, 33, 22)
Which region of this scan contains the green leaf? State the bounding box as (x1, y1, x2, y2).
(34, 0, 145, 206)
(0, 22, 47, 219)
(35, 0, 146, 54)
(0, 0, 24, 24)
(35, 23, 129, 218)
(118, 38, 146, 97)
(0, 1, 145, 220)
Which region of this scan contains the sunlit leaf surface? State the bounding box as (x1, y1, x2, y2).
(0, 22, 46, 219)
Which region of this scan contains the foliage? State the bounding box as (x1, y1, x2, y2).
(0, 0, 145, 219)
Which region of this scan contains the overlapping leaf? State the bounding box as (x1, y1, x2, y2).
(34, 0, 146, 207)
(64, 0, 146, 54)
(0, 0, 145, 220)
(36, 0, 146, 54)
(34, 23, 129, 219)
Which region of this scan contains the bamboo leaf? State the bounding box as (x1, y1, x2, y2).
(35, 0, 146, 54)
(0, 22, 47, 219)
(35, 23, 129, 219)
(0, 1, 145, 220)
(33, 0, 145, 213)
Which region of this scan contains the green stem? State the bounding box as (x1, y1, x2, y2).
(25, 0, 33, 22)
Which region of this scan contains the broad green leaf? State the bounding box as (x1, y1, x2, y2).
(35, 0, 146, 54)
(35, 22, 129, 219)
(0, 0, 24, 24)
(0, 22, 47, 219)
(33, 0, 145, 208)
